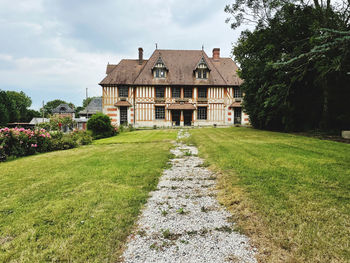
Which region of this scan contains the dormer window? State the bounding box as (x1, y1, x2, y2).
(197, 69, 208, 79)
(195, 57, 210, 79)
(155, 68, 166, 78)
(152, 56, 168, 79)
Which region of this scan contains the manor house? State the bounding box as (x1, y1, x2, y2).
(99, 48, 248, 127)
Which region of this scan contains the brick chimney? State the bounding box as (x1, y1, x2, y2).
(212, 48, 220, 60)
(138, 47, 143, 65)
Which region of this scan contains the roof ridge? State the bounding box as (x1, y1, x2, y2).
(132, 50, 156, 84)
(203, 53, 228, 85)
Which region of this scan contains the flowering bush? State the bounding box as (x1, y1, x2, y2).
(0, 127, 92, 161)
(0, 127, 51, 159)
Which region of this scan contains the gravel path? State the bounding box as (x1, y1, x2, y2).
(121, 130, 257, 263)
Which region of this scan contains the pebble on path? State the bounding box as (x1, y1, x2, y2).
(121, 129, 257, 263)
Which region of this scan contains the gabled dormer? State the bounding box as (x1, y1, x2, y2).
(152, 56, 168, 78)
(194, 56, 210, 79)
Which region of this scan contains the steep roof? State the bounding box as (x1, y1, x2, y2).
(79, 97, 102, 115)
(52, 104, 75, 113)
(99, 49, 242, 86)
(100, 59, 148, 85)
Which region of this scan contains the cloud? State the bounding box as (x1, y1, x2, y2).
(0, 0, 241, 110)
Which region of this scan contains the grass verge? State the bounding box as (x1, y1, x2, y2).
(188, 127, 350, 263)
(0, 130, 176, 262)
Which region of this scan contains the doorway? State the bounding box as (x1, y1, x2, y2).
(183, 110, 192, 126)
(234, 107, 242, 124)
(172, 110, 180, 126)
(120, 107, 128, 125)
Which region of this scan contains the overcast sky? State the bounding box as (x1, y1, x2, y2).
(0, 0, 243, 110)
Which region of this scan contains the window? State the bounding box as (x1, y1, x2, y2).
(119, 86, 128, 97)
(155, 106, 165, 119)
(198, 87, 207, 98)
(197, 69, 208, 79)
(234, 87, 242, 98)
(184, 87, 192, 98)
(197, 107, 207, 120)
(155, 68, 166, 78)
(156, 87, 165, 98)
(172, 87, 180, 98)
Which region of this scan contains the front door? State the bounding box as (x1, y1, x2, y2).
(172, 110, 180, 126)
(234, 107, 242, 124)
(120, 107, 128, 125)
(183, 110, 192, 126)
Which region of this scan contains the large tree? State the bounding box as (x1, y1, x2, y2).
(228, 1, 350, 131)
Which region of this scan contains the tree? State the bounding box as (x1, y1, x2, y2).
(225, 0, 350, 29)
(6, 91, 32, 122)
(0, 90, 15, 126)
(229, 1, 350, 131)
(26, 109, 42, 122)
(0, 90, 36, 126)
(87, 113, 116, 139)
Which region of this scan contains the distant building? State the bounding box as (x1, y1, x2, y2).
(29, 118, 49, 125)
(79, 97, 102, 118)
(99, 47, 249, 127)
(52, 104, 75, 118)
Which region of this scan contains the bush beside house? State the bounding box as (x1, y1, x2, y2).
(87, 112, 117, 139)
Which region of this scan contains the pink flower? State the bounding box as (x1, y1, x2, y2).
(31, 144, 37, 148)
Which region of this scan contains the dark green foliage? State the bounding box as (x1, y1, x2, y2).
(87, 112, 117, 139)
(71, 130, 93, 145)
(231, 3, 350, 131)
(0, 90, 37, 126)
(6, 91, 32, 122)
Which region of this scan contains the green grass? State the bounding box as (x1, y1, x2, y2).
(188, 127, 350, 263)
(0, 130, 176, 262)
(93, 129, 177, 145)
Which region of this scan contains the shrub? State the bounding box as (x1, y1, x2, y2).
(87, 113, 117, 139)
(0, 127, 91, 161)
(37, 115, 75, 132)
(71, 130, 93, 145)
(0, 127, 52, 159)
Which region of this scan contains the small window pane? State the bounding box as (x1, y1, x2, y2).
(155, 106, 165, 119)
(234, 87, 242, 98)
(198, 88, 207, 98)
(203, 70, 207, 79)
(197, 107, 207, 120)
(119, 87, 128, 97)
(172, 87, 180, 98)
(184, 88, 192, 98)
(156, 87, 165, 98)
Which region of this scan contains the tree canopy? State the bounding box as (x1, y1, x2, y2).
(0, 90, 40, 126)
(227, 1, 350, 131)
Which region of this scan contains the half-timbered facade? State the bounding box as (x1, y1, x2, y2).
(99, 48, 248, 127)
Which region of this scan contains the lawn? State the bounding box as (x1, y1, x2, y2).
(188, 127, 350, 263)
(0, 129, 176, 262)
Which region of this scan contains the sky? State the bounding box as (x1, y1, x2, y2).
(0, 0, 243, 110)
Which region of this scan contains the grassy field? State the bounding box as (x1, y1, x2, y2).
(0, 129, 176, 262)
(187, 127, 350, 263)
